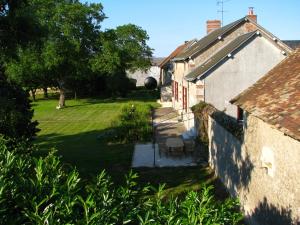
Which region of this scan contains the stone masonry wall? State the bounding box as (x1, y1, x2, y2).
(208, 114, 300, 225)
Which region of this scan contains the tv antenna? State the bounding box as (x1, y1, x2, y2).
(217, 0, 230, 26)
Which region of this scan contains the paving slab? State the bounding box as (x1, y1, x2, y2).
(131, 107, 203, 168)
(132, 143, 198, 168)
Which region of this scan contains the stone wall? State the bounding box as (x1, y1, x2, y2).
(127, 66, 160, 87)
(208, 114, 300, 225)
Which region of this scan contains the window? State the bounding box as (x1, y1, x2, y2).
(182, 86, 187, 112)
(237, 107, 244, 122)
(174, 81, 178, 101)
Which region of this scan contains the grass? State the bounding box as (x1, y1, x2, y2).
(33, 90, 229, 198)
(33, 95, 158, 181)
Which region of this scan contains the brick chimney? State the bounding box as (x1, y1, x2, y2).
(247, 7, 257, 23)
(206, 20, 221, 34)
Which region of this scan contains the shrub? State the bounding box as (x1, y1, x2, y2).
(110, 103, 153, 143)
(191, 102, 216, 145)
(0, 137, 243, 224)
(0, 75, 39, 140)
(192, 101, 244, 143)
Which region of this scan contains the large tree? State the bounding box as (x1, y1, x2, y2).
(90, 24, 152, 96)
(36, 0, 105, 108)
(2, 0, 153, 108)
(0, 0, 40, 59)
(91, 24, 152, 76)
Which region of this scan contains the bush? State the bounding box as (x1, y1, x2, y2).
(110, 103, 153, 143)
(192, 101, 244, 143)
(0, 75, 39, 140)
(191, 102, 216, 145)
(211, 111, 244, 141)
(0, 137, 243, 224)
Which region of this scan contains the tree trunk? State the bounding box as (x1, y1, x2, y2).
(57, 80, 66, 109)
(43, 87, 48, 99)
(31, 89, 36, 101)
(58, 88, 65, 108)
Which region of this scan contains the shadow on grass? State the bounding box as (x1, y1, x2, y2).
(32, 89, 160, 107)
(34, 128, 228, 200)
(135, 167, 230, 201)
(34, 129, 134, 184)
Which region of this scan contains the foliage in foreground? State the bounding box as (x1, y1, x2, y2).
(109, 103, 153, 143)
(0, 137, 243, 224)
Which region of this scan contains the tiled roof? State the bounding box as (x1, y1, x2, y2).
(231, 48, 300, 141)
(185, 31, 257, 81)
(174, 17, 247, 61)
(283, 40, 300, 50)
(151, 57, 165, 66)
(159, 40, 196, 68)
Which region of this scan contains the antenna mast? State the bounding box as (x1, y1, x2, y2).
(217, 0, 229, 26)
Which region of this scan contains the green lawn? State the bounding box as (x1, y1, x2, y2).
(33, 95, 158, 181)
(33, 92, 228, 198)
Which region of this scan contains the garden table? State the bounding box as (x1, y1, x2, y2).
(166, 137, 184, 152)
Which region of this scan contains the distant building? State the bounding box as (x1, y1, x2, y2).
(159, 40, 197, 103)
(126, 57, 164, 87)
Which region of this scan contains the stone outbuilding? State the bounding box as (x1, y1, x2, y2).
(127, 57, 164, 87)
(209, 48, 300, 225)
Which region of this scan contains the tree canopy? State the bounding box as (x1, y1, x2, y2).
(3, 0, 153, 107)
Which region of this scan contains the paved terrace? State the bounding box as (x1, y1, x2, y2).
(132, 107, 206, 167)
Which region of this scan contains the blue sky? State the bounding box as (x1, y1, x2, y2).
(85, 0, 300, 57)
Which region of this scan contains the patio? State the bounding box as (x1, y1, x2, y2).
(132, 107, 207, 168)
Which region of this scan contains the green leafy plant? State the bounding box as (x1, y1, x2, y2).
(109, 103, 153, 143)
(0, 137, 243, 224)
(192, 101, 244, 142)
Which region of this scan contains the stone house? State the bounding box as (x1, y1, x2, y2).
(159, 40, 196, 103)
(209, 48, 300, 225)
(171, 9, 292, 132)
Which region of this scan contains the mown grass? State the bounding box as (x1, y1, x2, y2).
(33, 95, 158, 182)
(33, 90, 228, 198)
